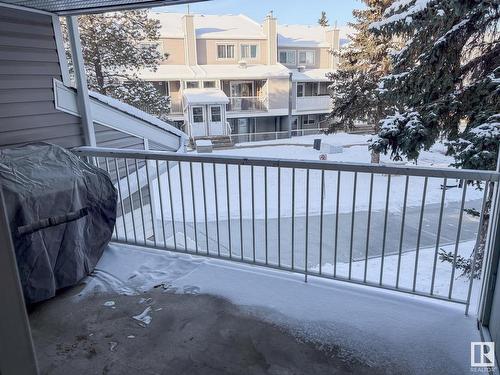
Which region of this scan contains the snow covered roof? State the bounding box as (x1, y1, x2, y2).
(290, 68, 332, 82)
(89, 91, 186, 139)
(151, 12, 266, 39)
(138, 64, 290, 80)
(278, 24, 353, 48)
(278, 24, 332, 48)
(182, 89, 229, 105)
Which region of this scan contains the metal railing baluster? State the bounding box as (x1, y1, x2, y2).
(264, 166, 268, 265)
(145, 159, 157, 248)
(226, 164, 232, 259)
(124, 158, 137, 244)
(349, 172, 357, 280)
(291, 168, 295, 270)
(251, 165, 256, 263)
(278, 166, 281, 267)
(305, 168, 310, 282)
(379, 174, 391, 285)
(178, 162, 188, 251)
(413, 177, 428, 292)
(465, 183, 490, 315)
(363, 173, 374, 283)
(113, 158, 128, 242)
(430, 178, 447, 295)
(134, 159, 147, 245)
(201, 163, 209, 255)
(238, 164, 243, 260)
(319, 170, 325, 275)
(155, 160, 167, 248)
(189, 162, 198, 254)
(166, 161, 177, 250)
(334, 171, 341, 278)
(396, 175, 409, 288)
(213, 163, 221, 257)
(448, 180, 467, 299)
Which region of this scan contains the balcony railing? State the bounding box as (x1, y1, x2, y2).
(73, 147, 500, 313)
(227, 96, 268, 112)
(296, 95, 331, 112)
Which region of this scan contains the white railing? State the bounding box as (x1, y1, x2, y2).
(227, 96, 268, 112)
(296, 95, 331, 112)
(74, 147, 500, 313)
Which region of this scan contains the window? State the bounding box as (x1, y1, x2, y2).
(210, 106, 222, 122)
(303, 114, 317, 125)
(203, 81, 216, 88)
(297, 83, 304, 97)
(240, 44, 258, 59)
(192, 107, 204, 123)
(298, 50, 315, 65)
(217, 44, 235, 59)
(279, 50, 296, 65)
(150, 81, 168, 96)
(185, 81, 199, 89)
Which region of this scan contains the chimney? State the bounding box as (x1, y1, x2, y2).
(325, 25, 341, 69)
(182, 14, 197, 66)
(263, 11, 277, 65)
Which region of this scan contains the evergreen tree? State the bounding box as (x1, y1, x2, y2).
(369, 0, 499, 278)
(326, 0, 395, 163)
(65, 10, 170, 119)
(318, 11, 330, 27)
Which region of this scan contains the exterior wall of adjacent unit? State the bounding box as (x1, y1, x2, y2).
(94, 124, 145, 150)
(159, 38, 185, 65)
(267, 78, 289, 110)
(0, 6, 85, 149)
(196, 39, 268, 65)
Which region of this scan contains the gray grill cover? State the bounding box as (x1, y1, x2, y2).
(0, 143, 117, 304)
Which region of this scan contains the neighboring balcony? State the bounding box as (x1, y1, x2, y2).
(170, 100, 183, 114)
(226, 96, 269, 113)
(295, 95, 331, 112)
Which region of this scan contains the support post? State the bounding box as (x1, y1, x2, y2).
(0, 186, 39, 375)
(287, 72, 293, 139)
(67, 16, 96, 146)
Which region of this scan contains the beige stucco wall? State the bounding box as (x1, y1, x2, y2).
(268, 77, 290, 110)
(196, 39, 268, 65)
(160, 38, 185, 65)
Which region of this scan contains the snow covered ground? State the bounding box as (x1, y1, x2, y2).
(79, 242, 482, 374)
(145, 133, 483, 224)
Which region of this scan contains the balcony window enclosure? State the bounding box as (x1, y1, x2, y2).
(203, 80, 217, 88)
(150, 81, 168, 96)
(185, 81, 200, 89)
(217, 44, 235, 59)
(298, 50, 315, 66)
(222, 80, 267, 112)
(297, 82, 330, 97)
(240, 44, 258, 59)
(279, 50, 296, 65)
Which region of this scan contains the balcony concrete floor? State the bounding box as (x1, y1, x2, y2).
(29, 244, 481, 375)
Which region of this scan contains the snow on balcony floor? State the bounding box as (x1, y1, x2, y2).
(30, 243, 481, 375)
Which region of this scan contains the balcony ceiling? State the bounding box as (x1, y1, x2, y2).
(2, 0, 207, 15)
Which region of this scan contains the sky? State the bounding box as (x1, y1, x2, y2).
(157, 0, 363, 27)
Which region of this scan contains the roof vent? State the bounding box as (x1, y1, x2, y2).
(298, 65, 306, 72)
(238, 60, 248, 69)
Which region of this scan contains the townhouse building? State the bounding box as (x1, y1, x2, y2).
(138, 11, 341, 143)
